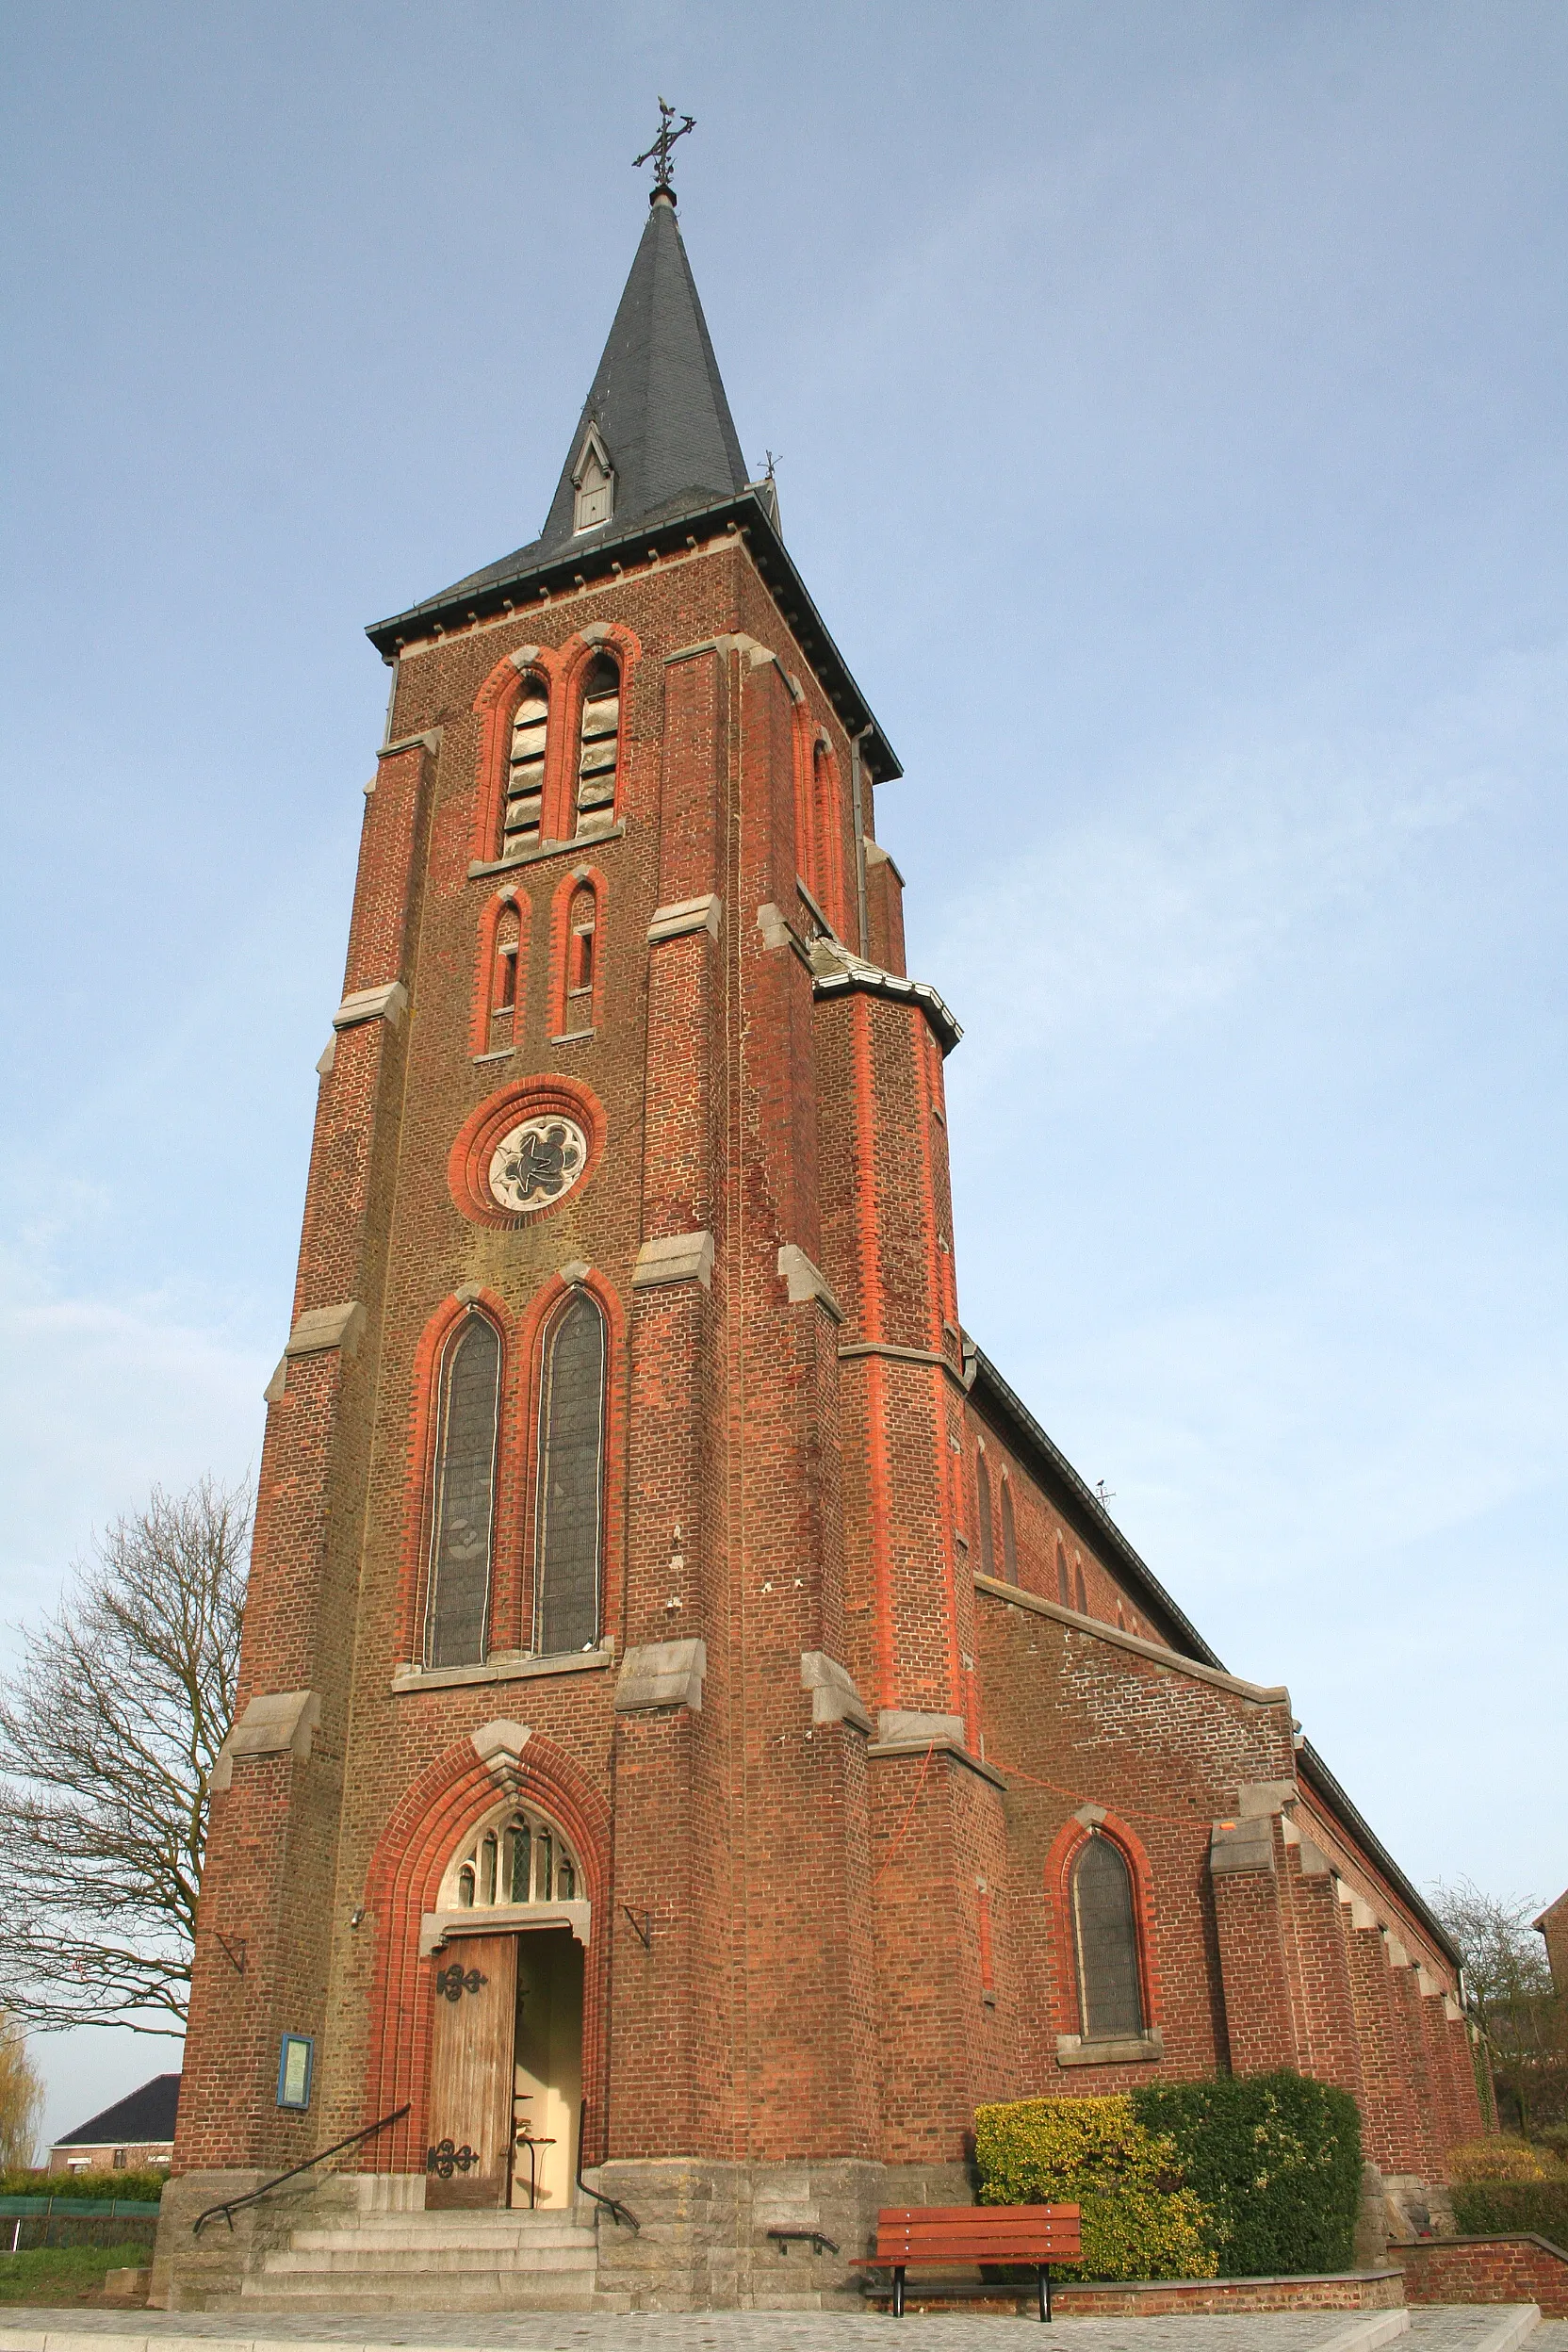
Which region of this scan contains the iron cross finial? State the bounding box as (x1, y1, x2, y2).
(633, 97, 695, 196)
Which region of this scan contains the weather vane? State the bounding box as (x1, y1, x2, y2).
(634, 97, 695, 197)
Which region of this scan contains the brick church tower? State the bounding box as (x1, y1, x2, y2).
(159, 175, 1482, 2311)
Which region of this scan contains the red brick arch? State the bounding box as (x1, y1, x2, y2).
(471, 644, 568, 865)
(470, 886, 528, 1057)
(1043, 1806, 1164, 2045)
(360, 1730, 614, 2174)
(546, 861, 610, 1038)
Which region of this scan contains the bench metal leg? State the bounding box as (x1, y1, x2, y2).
(893, 2263, 906, 2318)
(1038, 2262, 1051, 2322)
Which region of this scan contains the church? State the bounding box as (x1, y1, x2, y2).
(155, 147, 1483, 2313)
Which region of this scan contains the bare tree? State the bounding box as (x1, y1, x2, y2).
(0, 1477, 251, 2035)
(0, 2017, 44, 2166)
(1431, 1875, 1568, 2139)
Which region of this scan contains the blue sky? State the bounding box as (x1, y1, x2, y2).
(3, 3, 1564, 2147)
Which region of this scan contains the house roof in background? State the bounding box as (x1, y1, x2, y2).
(52, 2071, 180, 2148)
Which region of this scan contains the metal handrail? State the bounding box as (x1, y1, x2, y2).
(191, 2102, 411, 2235)
(575, 2099, 639, 2231)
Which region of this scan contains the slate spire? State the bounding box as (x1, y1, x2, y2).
(535, 188, 750, 558)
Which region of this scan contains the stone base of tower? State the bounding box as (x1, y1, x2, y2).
(152, 2156, 976, 2314)
(593, 2157, 970, 2311)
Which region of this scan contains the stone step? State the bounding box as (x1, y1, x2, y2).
(260, 2244, 599, 2277)
(237, 2273, 630, 2313)
(289, 2220, 595, 2253)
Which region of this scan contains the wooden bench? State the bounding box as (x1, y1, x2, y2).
(858, 2203, 1082, 2321)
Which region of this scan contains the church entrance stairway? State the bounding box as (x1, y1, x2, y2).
(236, 2206, 627, 2314)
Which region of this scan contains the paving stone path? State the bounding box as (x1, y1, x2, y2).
(0, 2306, 1560, 2351)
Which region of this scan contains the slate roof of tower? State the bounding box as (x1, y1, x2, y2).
(368, 199, 901, 782)
(536, 191, 750, 552)
(52, 2071, 179, 2148)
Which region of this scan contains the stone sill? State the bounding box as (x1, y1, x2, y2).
(392, 1649, 613, 1694)
(468, 822, 625, 880)
(1056, 2028, 1165, 2066)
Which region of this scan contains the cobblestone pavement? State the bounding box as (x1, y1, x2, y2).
(0, 2306, 1558, 2351)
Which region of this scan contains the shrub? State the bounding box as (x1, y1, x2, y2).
(0, 2167, 165, 2202)
(973, 2095, 1217, 2281)
(1451, 2181, 1568, 2242)
(1132, 2073, 1363, 2278)
(1447, 2135, 1563, 2184)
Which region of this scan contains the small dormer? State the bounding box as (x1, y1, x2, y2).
(572, 426, 614, 533)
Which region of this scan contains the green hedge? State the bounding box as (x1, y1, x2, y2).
(0, 2169, 164, 2203)
(1132, 2074, 1363, 2277)
(975, 2075, 1363, 2282)
(974, 2095, 1217, 2280)
(1452, 2181, 1568, 2243)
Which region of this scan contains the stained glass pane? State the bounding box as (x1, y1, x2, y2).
(1072, 1836, 1144, 2039)
(533, 1294, 605, 1656)
(426, 1316, 500, 1668)
(508, 1821, 531, 1903)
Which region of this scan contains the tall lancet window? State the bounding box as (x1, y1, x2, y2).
(533, 1290, 607, 1656)
(575, 655, 620, 835)
(425, 1313, 501, 1668)
(503, 682, 549, 855)
(1001, 1476, 1018, 1583)
(572, 429, 614, 532)
(1071, 1833, 1146, 2040)
(974, 1454, 995, 1577)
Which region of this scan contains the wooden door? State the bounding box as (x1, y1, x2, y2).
(425, 1934, 518, 2209)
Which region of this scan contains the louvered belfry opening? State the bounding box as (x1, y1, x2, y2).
(575, 655, 620, 834)
(1071, 1834, 1145, 2039)
(425, 1314, 501, 1669)
(533, 1291, 607, 1656)
(504, 682, 548, 854)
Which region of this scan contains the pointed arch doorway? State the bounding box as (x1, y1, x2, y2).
(422, 1805, 587, 2210)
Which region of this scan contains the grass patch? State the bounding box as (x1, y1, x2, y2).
(0, 2241, 153, 2305)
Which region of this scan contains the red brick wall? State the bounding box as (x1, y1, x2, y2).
(1397, 2233, 1568, 2317)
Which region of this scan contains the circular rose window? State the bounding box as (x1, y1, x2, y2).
(448, 1077, 604, 1229)
(487, 1116, 588, 1214)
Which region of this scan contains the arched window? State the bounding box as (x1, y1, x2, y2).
(575, 655, 620, 836)
(565, 885, 596, 1015)
(503, 682, 549, 857)
(1001, 1477, 1018, 1583)
(810, 739, 844, 929)
(487, 899, 522, 1051)
(974, 1454, 995, 1577)
(1071, 1833, 1145, 2039)
(1056, 1539, 1070, 1608)
(425, 1313, 501, 1668)
(533, 1291, 607, 1655)
(443, 1805, 581, 1912)
(1074, 1559, 1088, 1615)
